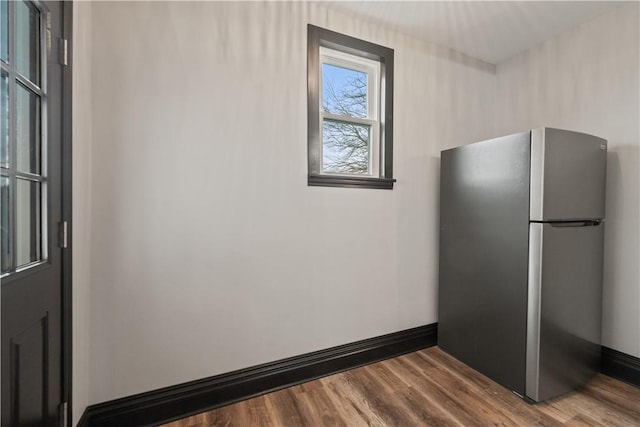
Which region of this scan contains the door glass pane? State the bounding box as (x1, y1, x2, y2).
(0, 0, 8, 63)
(1, 70, 7, 166)
(1, 175, 9, 273)
(16, 83, 40, 174)
(16, 0, 40, 84)
(16, 178, 40, 267)
(323, 119, 371, 174)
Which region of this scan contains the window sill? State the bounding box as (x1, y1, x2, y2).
(308, 174, 395, 190)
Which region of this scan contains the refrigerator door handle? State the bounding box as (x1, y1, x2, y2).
(547, 220, 602, 228)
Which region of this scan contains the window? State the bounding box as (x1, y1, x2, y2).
(307, 25, 395, 189)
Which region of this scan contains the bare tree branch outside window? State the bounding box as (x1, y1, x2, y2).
(322, 65, 371, 174)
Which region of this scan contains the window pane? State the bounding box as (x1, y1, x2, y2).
(0, 0, 8, 63)
(323, 119, 371, 174)
(322, 63, 368, 119)
(16, 178, 40, 267)
(16, 0, 40, 84)
(16, 83, 40, 174)
(1, 175, 9, 273)
(1, 70, 7, 166)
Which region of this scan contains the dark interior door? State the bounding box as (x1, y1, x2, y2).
(1, 1, 65, 426)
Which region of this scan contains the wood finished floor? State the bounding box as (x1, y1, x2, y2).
(162, 347, 640, 427)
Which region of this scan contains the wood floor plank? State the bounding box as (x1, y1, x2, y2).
(162, 347, 640, 427)
(362, 364, 462, 427)
(163, 412, 209, 427)
(590, 372, 640, 399)
(392, 385, 463, 427)
(386, 356, 496, 426)
(263, 388, 305, 426)
(547, 389, 640, 427)
(230, 395, 276, 427)
(292, 379, 347, 426)
(205, 404, 236, 427)
(340, 367, 416, 426)
(321, 373, 387, 427)
(420, 348, 563, 427)
(581, 375, 640, 419)
(536, 399, 574, 424)
(368, 361, 465, 427)
(563, 414, 600, 427)
(421, 366, 519, 426)
(380, 359, 465, 427)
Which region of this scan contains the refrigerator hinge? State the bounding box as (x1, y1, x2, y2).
(59, 401, 68, 427)
(59, 38, 68, 66)
(59, 221, 68, 249)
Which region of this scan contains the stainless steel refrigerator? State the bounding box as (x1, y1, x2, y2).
(438, 128, 606, 403)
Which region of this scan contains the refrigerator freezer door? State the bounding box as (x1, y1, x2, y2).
(526, 222, 604, 402)
(530, 128, 607, 221)
(439, 131, 531, 396)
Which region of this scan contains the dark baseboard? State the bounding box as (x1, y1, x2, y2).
(81, 324, 437, 427)
(601, 346, 640, 387)
(76, 327, 639, 427)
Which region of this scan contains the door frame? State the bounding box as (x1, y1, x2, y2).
(61, 1, 73, 425)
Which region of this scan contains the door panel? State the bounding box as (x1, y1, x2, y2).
(12, 314, 48, 426)
(530, 128, 607, 221)
(3, 266, 61, 427)
(1, 1, 65, 426)
(526, 222, 604, 402)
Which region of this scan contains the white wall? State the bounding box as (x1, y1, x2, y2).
(74, 0, 638, 414)
(71, 2, 92, 425)
(86, 1, 496, 404)
(493, 3, 640, 357)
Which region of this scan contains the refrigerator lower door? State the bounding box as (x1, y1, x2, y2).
(526, 222, 604, 402)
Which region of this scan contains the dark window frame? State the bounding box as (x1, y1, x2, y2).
(307, 24, 395, 190)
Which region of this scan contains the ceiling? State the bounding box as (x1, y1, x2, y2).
(327, 1, 629, 64)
